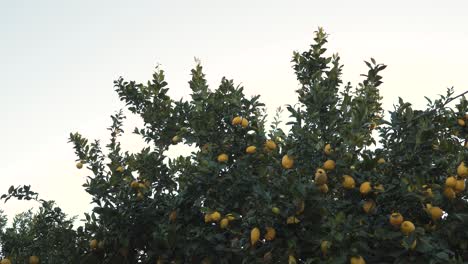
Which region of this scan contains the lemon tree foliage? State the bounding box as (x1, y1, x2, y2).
(2, 28, 468, 263)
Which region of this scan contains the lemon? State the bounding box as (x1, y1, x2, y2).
(282, 155, 294, 169)
(241, 118, 249, 128)
(457, 162, 468, 178)
(246, 146, 257, 154)
(231, 116, 242, 126)
(457, 118, 466, 127)
(389, 213, 404, 227)
(130, 181, 139, 189)
(210, 211, 221, 222)
(265, 140, 277, 151)
(446, 176, 457, 188)
(29, 256, 39, 264)
(319, 184, 329, 193)
(323, 160, 336, 170)
(455, 179, 466, 193)
(296, 200, 305, 215)
(217, 153, 229, 163)
(220, 218, 229, 229)
(116, 166, 124, 172)
(76, 162, 83, 169)
(136, 192, 144, 201)
(429, 206, 443, 221)
(350, 255, 366, 264)
(0, 259, 11, 264)
(443, 187, 456, 199)
(272, 207, 280, 215)
(204, 213, 212, 223)
(362, 200, 375, 214)
(250, 227, 260, 246)
(288, 255, 297, 264)
(287, 216, 300, 224)
(171, 135, 181, 144)
(265, 227, 276, 241)
(360, 182, 372, 195)
(169, 211, 177, 222)
(377, 158, 386, 164)
(400, 221, 415, 235)
(320, 240, 330, 256)
(226, 213, 235, 221)
(342, 175, 356, 189)
(324, 144, 333, 155)
(315, 171, 328, 185)
(90, 239, 98, 250)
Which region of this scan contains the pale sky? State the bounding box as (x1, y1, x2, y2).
(1, 0, 467, 224)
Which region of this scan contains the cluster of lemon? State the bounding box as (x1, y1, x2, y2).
(130, 179, 151, 201)
(444, 162, 467, 199)
(1, 256, 39, 264)
(203, 211, 236, 229)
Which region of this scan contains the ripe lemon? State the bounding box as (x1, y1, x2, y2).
(90, 239, 98, 250)
(374, 184, 385, 192)
(130, 181, 139, 189)
(282, 155, 294, 169)
(446, 176, 457, 188)
(315, 171, 328, 185)
(204, 213, 212, 223)
(246, 146, 257, 154)
(287, 216, 300, 224)
(443, 187, 456, 199)
(171, 135, 181, 144)
(342, 175, 355, 189)
(226, 213, 235, 221)
(455, 179, 466, 193)
(360, 182, 372, 195)
(377, 158, 386, 164)
(350, 255, 366, 264)
(457, 162, 468, 178)
(400, 221, 415, 235)
(362, 200, 375, 214)
(76, 162, 83, 169)
(241, 118, 249, 128)
(324, 144, 333, 155)
(251, 227, 260, 246)
(231, 116, 242, 126)
(272, 207, 280, 215)
(29, 256, 39, 264)
(265, 227, 276, 241)
(288, 255, 297, 264)
(138, 183, 146, 189)
(323, 160, 336, 170)
(0, 259, 11, 264)
(457, 118, 466, 127)
(116, 166, 124, 172)
(320, 240, 330, 256)
(210, 211, 221, 222)
(429, 206, 443, 221)
(265, 140, 277, 151)
(319, 184, 329, 193)
(389, 213, 404, 227)
(220, 218, 229, 229)
(169, 211, 177, 222)
(217, 153, 229, 163)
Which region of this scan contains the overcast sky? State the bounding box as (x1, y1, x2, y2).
(1, 0, 467, 224)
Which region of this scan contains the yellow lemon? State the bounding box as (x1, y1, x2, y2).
(265, 140, 277, 151)
(251, 227, 260, 246)
(217, 153, 229, 163)
(204, 213, 212, 223)
(272, 207, 280, 215)
(323, 160, 336, 170)
(362, 200, 375, 214)
(288, 255, 297, 264)
(390, 213, 404, 227)
(350, 256, 366, 264)
(446, 176, 457, 188)
(169, 211, 177, 222)
(360, 182, 372, 195)
(130, 181, 139, 189)
(220, 218, 229, 229)
(377, 158, 386, 164)
(76, 162, 83, 169)
(443, 187, 456, 199)
(319, 184, 329, 193)
(320, 240, 330, 256)
(116, 166, 124, 172)
(429, 207, 443, 221)
(315, 171, 328, 185)
(455, 179, 466, 193)
(90, 239, 98, 250)
(210, 211, 221, 222)
(226, 213, 235, 221)
(246, 146, 257, 154)
(231, 116, 242, 126)
(171, 135, 181, 144)
(282, 155, 294, 169)
(241, 118, 249, 128)
(265, 227, 276, 241)
(29, 256, 39, 264)
(401, 221, 415, 235)
(457, 162, 468, 178)
(342, 175, 356, 189)
(324, 144, 333, 155)
(287, 216, 300, 224)
(458, 118, 466, 127)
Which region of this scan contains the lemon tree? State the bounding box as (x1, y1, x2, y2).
(1, 28, 468, 264)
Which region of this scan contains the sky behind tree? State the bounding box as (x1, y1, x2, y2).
(1, 0, 467, 223)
